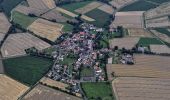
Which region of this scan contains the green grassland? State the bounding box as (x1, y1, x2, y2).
(137, 37, 163, 47)
(3, 56, 53, 86)
(80, 67, 93, 77)
(0, 0, 24, 16)
(119, 0, 158, 11)
(12, 11, 37, 29)
(81, 82, 114, 100)
(62, 23, 74, 32)
(85, 9, 111, 27)
(155, 28, 170, 37)
(60, 1, 93, 14)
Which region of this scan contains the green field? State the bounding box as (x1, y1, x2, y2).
(137, 37, 163, 47)
(62, 23, 74, 32)
(60, 1, 93, 13)
(12, 11, 37, 29)
(0, 0, 24, 16)
(81, 82, 114, 100)
(146, 0, 170, 4)
(155, 28, 170, 37)
(80, 67, 93, 77)
(86, 9, 111, 27)
(3, 56, 53, 86)
(119, 0, 158, 11)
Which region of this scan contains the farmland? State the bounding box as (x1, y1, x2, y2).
(112, 77, 170, 100)
(3, 56, 53, 86)
(137, 37, 163, 46)
(119, 0, 158, 11)
(155, 28, 170, 37)
(28, 18, 63, 42)
(80, 67, 94, 77)
(85, 9, 111, 27)
(12, 11, 37, 29)
(1, 33, 51, 58)
(23, 84, 82, 100)
(81, 82, 114, 100)
(0, 74, 29, 100)
(128, 28, 153, 37)
(0, 0, 24, 16)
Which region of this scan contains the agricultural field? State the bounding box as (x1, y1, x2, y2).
(85, 9, 111, 27)
(81, 82, 114, 100)
(155, 28, 170, 37)
(0, 0, 24, 16)
(128, 28, 153, 37)
(98, 4, 114, 14)
(109, 37, 140, 49)
(3, 56, 53, 86)
(112, 77, 170, 100)
(150, 45, 170, 54)
(111, 11, 144, 28)
(107, 55, 170, 80)
(137, 37, 163, 47)
(119, 0, 158, 11)
(0, 74, 29, 100)
(62, 23, 74, 32)
(80, 67, 94, 77)
(28, 18, 63, 42)
(12, 11, 37, 29)
(146, 0, 170, 4)
(23, 84, 82, 100)
(1, 33, 51, 58)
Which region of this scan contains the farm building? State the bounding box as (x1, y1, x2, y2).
(23, 84, 82, 100)
(109, 37, 140, 49)
(0, 13, 11, 41)
(107, 54, 170, 80)
(150, 45, 170, 54)
(112, 77, 170, 100)
(28, 18, 63, 42)
(1, 33, 51, 58)
(111, 11, 144, 28)
(0, 74, 29, 100)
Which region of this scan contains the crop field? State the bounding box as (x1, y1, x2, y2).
(112, 77, 170, 100)
(107, 55, 170, 80)
(12, 11, 37, 29)
(75, 1, 103, 14)
(0, 74, 29, 100)
(28, 18, 63, 42)
(81, 82, 114, 100)
(98, 4, 114, 14)
(23, 84, 82, 100)
(150, 45, 170, 54)
(3, 56, 53, 86)
(80, 67, 94, 77)
(146, 0, 170, 4)
(155, 28, 170, 37)
(0, 0, 24, 16)
(1, 33, 51, 58)
(128, 28, 153, 37)
(119, 0, 158, 11)
(137, 37, 163, 46)
(40, 77, 69, 91)
(0, 13, 11, 34)
(109, 37, 140, 49)
(85, 9, 111, 27)
(62, 23, 74, 32)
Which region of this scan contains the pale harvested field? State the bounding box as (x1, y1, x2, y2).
(42, 0, 56, 9)
(75, 1, 103, 14)
(150, 30, 170, 43)
(111, 11, 144, 28)
(56, 7, 95, 21)
(0, 13, 11, 41)
(0, 55, 4, 73)
(150, 45, 170, 54)
(109, 37, 140, 49)
(0, 74, 29, 100)
(98, 4, 114, 14)
(109, 0, 137, 9)
(145, 2, 170, 19)
(145, 16, 170, 28)
(41, 8, 69, 22)
(1, 33, 51, 58)
(128, 28, 153, 37)
(107, 55, 170, 80)
(112, 77, 170, 100)
(40, 77, 69, 91)
(28, 18, 63, 42)
(23, 84, 82, 100)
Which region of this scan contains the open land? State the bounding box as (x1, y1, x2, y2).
(0, 74, 29, 100)
(98, 4, 114, 14)
(23, 84, 82, 100)
(137, 37, 163, 47)
(28, 18, 63, 42)
(150, 45, 170, 54)
(1, 33, 51, 58)
(128, 28, 153, 37)
(3, 56, 53, 86)
(112, 77, 170, 100)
